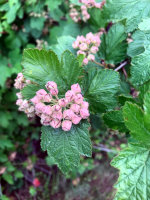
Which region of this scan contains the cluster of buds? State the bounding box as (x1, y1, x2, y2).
(14, 73, 31, 90)
(16, 92, 35, 118)
(69, 4, 90, 22)
(127, 33, 133, 44)
(30, 82, 90, 131)
(36, 39, 48, 50)
(69, 0, 105, 23)
(72, 32, 102, 65)
(80, 0, 106, 9)
(29, 11, 48, 19)
(14, 73, 35, 118)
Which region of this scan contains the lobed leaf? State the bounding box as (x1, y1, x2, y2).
(41, 121, 92, 173)
(103, 109, 128, 133)
(22, 49, 83, 95)
(130, 46, 150, 86)
(99, 23, 127, 64)
(85, 69, 120, 112)
(103, 0, 150, 32)
(123, 102, 150, 147)
(112, 143, 150, 200)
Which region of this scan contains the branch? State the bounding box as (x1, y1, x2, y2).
(114, 61, 128, 71)
(92, 60, 105, 67)
(93, 145, 117, 154)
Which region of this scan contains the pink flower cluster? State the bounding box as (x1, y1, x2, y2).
(31, 82, 90, 131)
(14, 73, 35, 118)
(14, 72, 31, 90)
(16, 92, 35, 118)
(69, 4, 90, 23)
(80, 0, 106, 9)
(69, 0, 105, 23)
(72, 32, 102, 65)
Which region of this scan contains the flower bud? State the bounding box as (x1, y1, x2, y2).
(87, 54, 95, 61)
(42, 105, 52, 115)
(70, 104, 80, 113)
(43, 94, 52, 103)
(33, 178, 40, 187)
(36, 89, 47, 99)
(16, 92, 22, 99)
(65, 90, 75, 102)
(62, 120, 72, 131)
(81, 101, 89, 109)
(90, 46, 98, 54)
(16, 99, 23, 106)
(30, 96, 41, 104)
(72, 115, 82, 125)
(63, 109, 75, 120)
(45, 81, 58, 96)
(74, 94, 83, 104)
(35, 102, 45, 113)
(52, 111, 63, 121)
(71, 83, 81, 94)
(50, 119, 61, 129)
(80, 108, 90, 119)
(58, 98, 68, 107)
(83, 58, 89, 65)
(52, 105, 61, 112)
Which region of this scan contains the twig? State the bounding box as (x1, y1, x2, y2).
(24, 173, 33, 183)
(34, 165, 51, 175)
(114, 61, 128, 71)
(93, 145, 117, 154)
(92, 60, 105, 67)
(0, 183, 2, 197)
(122, 67, 128, 79)
(14, 192, 21, 200)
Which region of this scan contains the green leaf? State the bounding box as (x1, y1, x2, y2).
(123, 102, 150, 147)
(103, 109, 128, 132)
(118, 94, 135, 106)
(22, 48, 63, 88)
(143, 92, 150, 125)
(104, 0, 150, 32)
(2, 173, 14, 185)
(143, 92, 150, 115)
(5, 0, 21, 23)
(0, 137, 13, 149)
(49, 22, 81, 45)
(50, 36, 76, 59)
(69, 0, 82, 5)
(29, 186, 37, 196)
(61, 51, 83, 88)
(138, 18, 150, 31)
(111, 143, 150, 200)
(0, 111, 12, 128)
(46, 0, 62, 11)
(88, 7, 106, 28)
(0, 66, 11, 87)
(14, 170, 24, 178)
(0, 153, 8, 162)
(1, 195, 10, 200)
(30, 17, 45, 31)
(99, 23, 127, 64)
(85, 69, 120, 112)
(22, 49, 83, 95)
(139, 81, 150, 104)
(22, 84, 42, 100)
(130, 46, 150, 86)
(41, 121, 92, 173)
(127, 30, 150, 57)
(50, 8, 64, 21)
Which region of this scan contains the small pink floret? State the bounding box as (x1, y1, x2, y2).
(62, 120, 72, 131)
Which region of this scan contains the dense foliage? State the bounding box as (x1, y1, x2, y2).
(1, 0, 150, 199)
